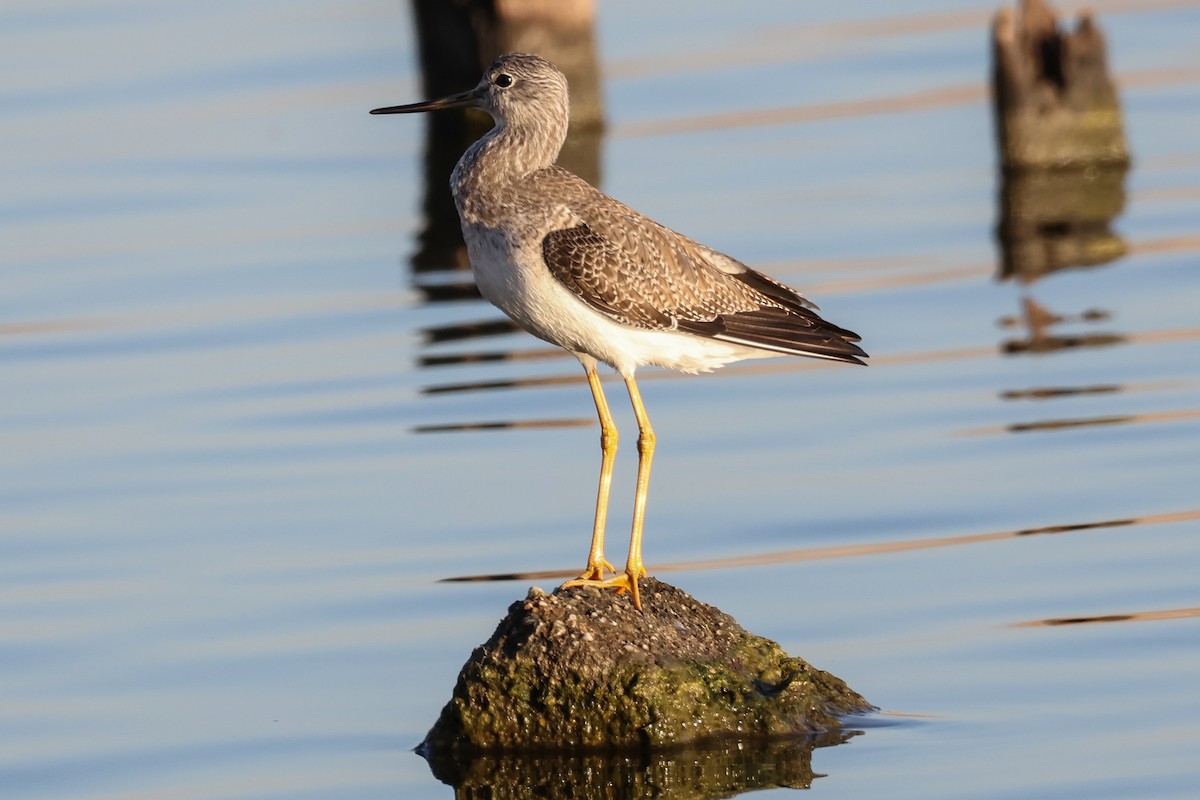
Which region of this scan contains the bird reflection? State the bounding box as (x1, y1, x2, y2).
(996, 296, 1123, 355)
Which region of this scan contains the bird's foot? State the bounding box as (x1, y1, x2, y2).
(562, 563, 648, 610)
(574, 557, 616, 582)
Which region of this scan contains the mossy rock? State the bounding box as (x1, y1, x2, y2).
(421, 578, 873, 756)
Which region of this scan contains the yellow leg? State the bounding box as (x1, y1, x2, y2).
(578, 365, 617, 580)
(622, 374, 654, 610)
(562, 373, 653, 611)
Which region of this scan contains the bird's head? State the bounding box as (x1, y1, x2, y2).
(370, 53, 570, 137)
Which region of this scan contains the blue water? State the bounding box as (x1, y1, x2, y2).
(3, 1, 1199, 797)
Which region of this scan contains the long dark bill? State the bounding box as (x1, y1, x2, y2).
(370, 88, 480, 115)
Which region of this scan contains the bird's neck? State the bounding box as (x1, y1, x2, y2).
(451, 119, 565, 225)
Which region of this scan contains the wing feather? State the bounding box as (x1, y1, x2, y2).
(532, 168, 867, 365)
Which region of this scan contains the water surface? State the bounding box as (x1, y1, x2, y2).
(3, 0, 1199, 797)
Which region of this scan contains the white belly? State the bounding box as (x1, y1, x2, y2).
(463, 224, 776, 376)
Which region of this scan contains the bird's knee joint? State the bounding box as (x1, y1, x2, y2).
(600, 427, 618, 449)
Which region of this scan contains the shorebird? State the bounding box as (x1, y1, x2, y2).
(372, 54, 866, 610)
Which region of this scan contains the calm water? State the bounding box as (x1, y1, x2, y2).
(4, 1, 1199, 798)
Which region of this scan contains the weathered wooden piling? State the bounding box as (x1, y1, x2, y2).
(992, 0, 1129, 170)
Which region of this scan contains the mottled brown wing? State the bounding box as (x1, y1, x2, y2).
(541, 220, 784, 327)
(541, 223, 673, 330)
(541, 221, 866, 364)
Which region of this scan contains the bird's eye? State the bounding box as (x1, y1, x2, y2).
(494, 73, 514, 88)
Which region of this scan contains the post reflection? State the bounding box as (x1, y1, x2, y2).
(420, 731, 857, 798)
(993, 163, 1130, 357)
(403, 1, 604, 433)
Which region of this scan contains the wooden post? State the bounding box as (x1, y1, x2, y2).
(992, 0, 1129, 170)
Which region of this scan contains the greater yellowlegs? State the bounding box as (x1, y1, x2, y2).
(372, 54, 866, 610)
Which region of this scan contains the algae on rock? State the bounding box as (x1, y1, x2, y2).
(420, 578, 872, 756)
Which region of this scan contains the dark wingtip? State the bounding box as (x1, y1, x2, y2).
(820, 345, 869, 366)
(845, 340, 869, 361)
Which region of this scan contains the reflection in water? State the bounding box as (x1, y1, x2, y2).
(996, 297, 1124, 355)
(999, 322, 1125, 355)
(993, 164, 1129, 355)
(606, 1, 1199, 81)
(423, 318, 520, 344)
(422, 373, 582, 396)
(440, 509, 1200, 583)
(413, 418, 591, 434)
(1000, 384, 1121, 400)
(1005, 413, 1129, 433)
(991, 0, 1131, 361)
(414, 280, 482, 305)
(421, 731, 856, 798)
(964, 406, 1200, 436)
(618, 83, 986, 138)
(416, 325, 1200, 415)
(615, 63, 1200, 139)
(420, 346, 561, 368)
(1014, 606, 1200, 627)
(996, 168, 1129, 284)
(0, 319, 102, 337)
